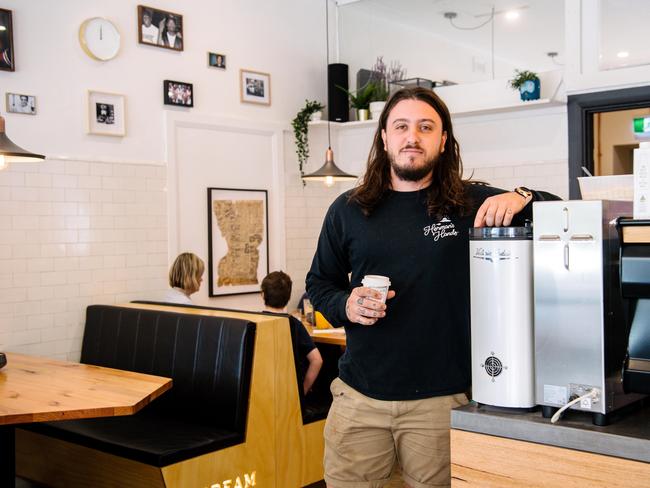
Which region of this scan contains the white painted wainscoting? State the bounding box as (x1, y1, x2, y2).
(165, 112, 287, 312)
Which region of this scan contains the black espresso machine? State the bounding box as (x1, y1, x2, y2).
(620, 218, 650, 395)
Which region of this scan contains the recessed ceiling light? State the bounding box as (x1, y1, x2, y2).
(617, 51, 630, 58)
(504, 11, 520, 21)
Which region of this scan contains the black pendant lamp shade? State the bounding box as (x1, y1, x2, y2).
(0, 115, 45, 164)
(302, 148, 356, 186)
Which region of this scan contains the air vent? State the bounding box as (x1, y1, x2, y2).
(483, 356, 503, 378)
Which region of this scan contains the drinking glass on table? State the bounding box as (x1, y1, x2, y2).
(303, 298, 314, 326)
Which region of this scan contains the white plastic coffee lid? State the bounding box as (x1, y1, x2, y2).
(362, 275, 391, 287)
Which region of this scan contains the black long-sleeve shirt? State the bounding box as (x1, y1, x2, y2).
(306, 183, 559, 400)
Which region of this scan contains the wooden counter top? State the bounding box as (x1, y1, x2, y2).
(451, 402, 650, 463)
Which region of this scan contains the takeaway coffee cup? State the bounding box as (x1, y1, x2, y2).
(361, 275, 391, 303)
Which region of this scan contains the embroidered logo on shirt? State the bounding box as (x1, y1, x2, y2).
(423, 217, 459, 241)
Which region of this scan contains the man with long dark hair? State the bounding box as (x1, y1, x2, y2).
(306, 87, 558, 488)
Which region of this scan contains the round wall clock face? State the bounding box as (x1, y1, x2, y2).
(79, 17, 121, 61)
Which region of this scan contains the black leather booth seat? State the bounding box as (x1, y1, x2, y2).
(27, 305, 256, 467)
(132, 301, 340, 424)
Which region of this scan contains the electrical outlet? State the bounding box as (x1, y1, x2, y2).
(569, 383, 600, 410)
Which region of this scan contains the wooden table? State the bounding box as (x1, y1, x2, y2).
(293, 312, 347, 346)
(0, 352, 172, 487)
(310, 328, 347, 346)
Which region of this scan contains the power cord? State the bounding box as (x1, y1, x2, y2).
(550, 389, 600, 424)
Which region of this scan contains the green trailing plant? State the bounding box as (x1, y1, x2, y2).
(291, 99, 325, 178)
(508, 69, 539, 90)
(336, 83, 376, 110)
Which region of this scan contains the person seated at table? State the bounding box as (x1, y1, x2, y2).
(164, 252, 204, 305)
(261, 271, 323, 395)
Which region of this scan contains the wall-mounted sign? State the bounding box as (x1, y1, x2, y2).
(633, 116, 650, 137)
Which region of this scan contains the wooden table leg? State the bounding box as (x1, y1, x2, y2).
(0, 425, 16, 488)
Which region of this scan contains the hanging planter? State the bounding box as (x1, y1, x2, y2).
(291, 99, 325, 180)
(508, 69, 540, 102)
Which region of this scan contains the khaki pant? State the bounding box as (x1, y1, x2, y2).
(324, 378, 468, 488)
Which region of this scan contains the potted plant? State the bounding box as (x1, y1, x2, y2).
(291, 99, 325, 178)
(337, 83, 376, 121)
(368, 56, 407, 119)
(509, 69, 540, 101)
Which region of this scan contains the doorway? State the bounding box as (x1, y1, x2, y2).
(567, 86, 650, 198)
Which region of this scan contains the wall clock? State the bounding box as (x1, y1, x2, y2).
(79, 17, 121, 61)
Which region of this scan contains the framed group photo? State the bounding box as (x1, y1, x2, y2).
(87, 90, 125, 137)
(163, 80, 193, 107)
(0, 8, 14, 71)
(6, 93, 36, 115)
(137, 5, 183, 51)
(240, 69, 271, 105)
(207, 187, 269, 297)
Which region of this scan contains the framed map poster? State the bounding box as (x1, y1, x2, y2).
(207, 187, 269, 296)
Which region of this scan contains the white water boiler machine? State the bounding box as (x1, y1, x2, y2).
(469, 225, 535, 408)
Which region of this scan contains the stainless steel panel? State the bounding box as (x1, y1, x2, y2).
(533, 201, 606, 413)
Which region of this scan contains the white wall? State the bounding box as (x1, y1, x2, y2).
(166, 113, 287, 311)
(0, 0, 328, 358)
(455, 106, 568, 198)
(337, 5, 518, 86)
(565, 0, 650, 93)
(1, 0, 327, 162)
(2, 0, 647, 358)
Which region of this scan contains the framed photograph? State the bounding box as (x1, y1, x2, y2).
(0, 8, 14, 71)
(6, 93, 36, 115)
(240, 69, 271, 106)
(208, 52, 226, 69)
(163, 80, 193, 107)
(207, 187, 269, 297)
(137, 5, 183, 51)
(87, 91, 125, 137)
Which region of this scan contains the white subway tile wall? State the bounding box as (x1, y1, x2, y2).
(0, 159, 168, 360)
(284, 160, 355, 310)
(464, 160, 569, 200)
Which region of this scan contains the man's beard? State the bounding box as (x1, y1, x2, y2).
(389, 149, 440, 182)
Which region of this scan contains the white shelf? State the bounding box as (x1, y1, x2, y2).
(308, 119, 378, 129)
(305, 99, 566, 129)
(451, 99, 566, 117)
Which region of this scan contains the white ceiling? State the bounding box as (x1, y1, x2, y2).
(337, 0, 565, 75)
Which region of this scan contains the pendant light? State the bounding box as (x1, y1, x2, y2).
(0, 114, 45, 171)
(301, 0, 356, 187)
